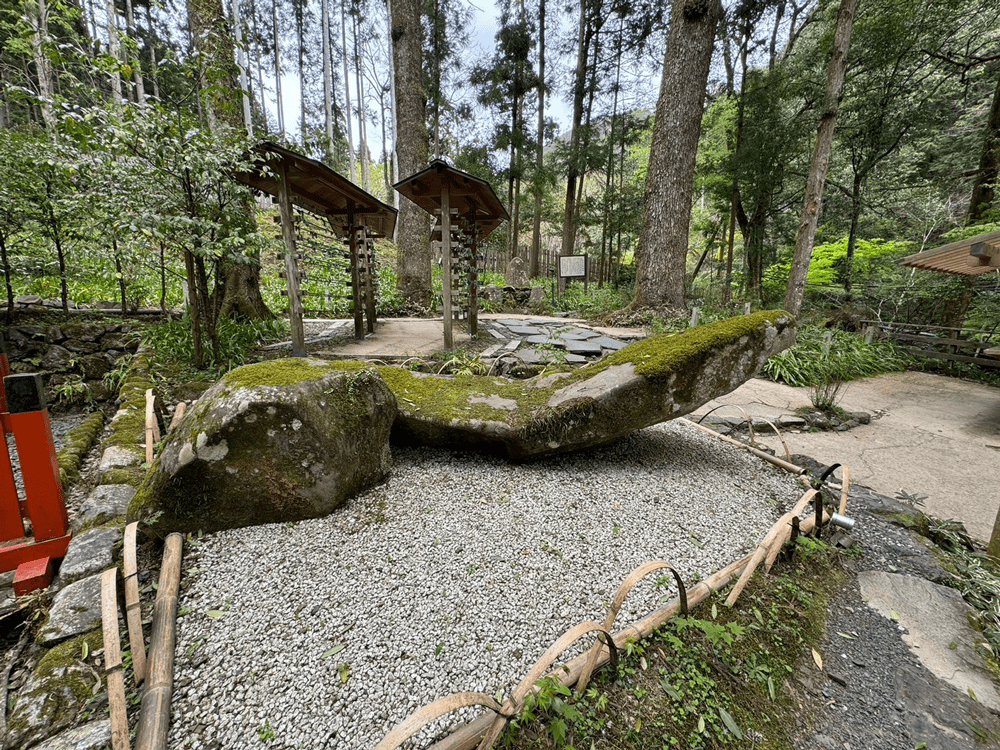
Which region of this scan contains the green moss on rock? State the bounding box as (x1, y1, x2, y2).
(223, 358, 365, 389)
(603, 310, 790, 380)
(56, 412, 105, 490)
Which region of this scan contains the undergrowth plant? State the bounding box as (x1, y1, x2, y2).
(142, 316, 289, 380)
(503, 539, 840, 750)
(763, 325, 913, 389)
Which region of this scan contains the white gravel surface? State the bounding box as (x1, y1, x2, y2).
(169, 420, 802, 750)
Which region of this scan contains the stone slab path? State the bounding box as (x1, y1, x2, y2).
(692, 372, 1000, 542)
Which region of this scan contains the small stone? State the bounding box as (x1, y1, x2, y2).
(98, 446, 141, 471)
(79, 484, 136, 523)
(38, 573, 104, 643)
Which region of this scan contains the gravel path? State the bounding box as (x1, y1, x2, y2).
(168, 421, 803, 750)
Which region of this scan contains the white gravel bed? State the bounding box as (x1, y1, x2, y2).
(168, 420, 802, 750)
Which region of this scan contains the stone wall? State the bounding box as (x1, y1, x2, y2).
(3, 320, 142, 409)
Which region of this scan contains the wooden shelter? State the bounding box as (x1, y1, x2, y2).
(898, 229, 1000, 276)
(394, 160, 508, 348)
(234, 141, 397, 354)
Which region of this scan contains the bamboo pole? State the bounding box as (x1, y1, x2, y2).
(678, 418, 806, 476)
(144, 389, 156, 465)
(168, 402, 187, 432)
(101, 568, 130, 750)
(123, 522, 147, 685)
(135, 533, 183, 750)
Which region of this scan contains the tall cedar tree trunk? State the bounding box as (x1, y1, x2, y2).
(187, 0, 271, 321)
(631, 0, 722, 311)
(559, 2, 589, 268)
(124, 0, 145, 103)
(529, 0, 545, 278)
(968, 75, 1000, 225)
(341, 0, 357, 180)
(389, 0, 431, 305)
(783, 0, 857, 318)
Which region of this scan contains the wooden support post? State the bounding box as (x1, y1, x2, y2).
(277, 163, 306, 357)
(362, 230, 377, 334)
(135, 533, 183, 750)
(347, 206, 364, 341)
(441, 182, 453, 350)
(467, 219, 479, 337)
(6, 374, 68, 542)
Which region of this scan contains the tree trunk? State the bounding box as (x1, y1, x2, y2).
(188, 0, 272, 320)
(273, 4, 285, 142)
(341, 0, 357, 181)
(1, 234, 13, 326)
(844, 170, 863, 297)
(632, 0, 722, 311)
(230, 0, 252, 134)
(106, 0, 124, 109)
(322, 0, 335, 159)
(31, 0, 57, 128)
(783, 0, 856, 318)
(559, 1, 589, 269)
(353, 7, 371, 192)
(124, 0, 146, 104)
(529, 0, 545, 279)
(388, 0, 431, 306)
(184, 249, 204, 369)
(968, 74, 1000, 225)
(296, 0, 306, 139)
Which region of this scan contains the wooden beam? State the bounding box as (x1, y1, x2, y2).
(441, 183, 453, 350)
(277, 163, 307, 357)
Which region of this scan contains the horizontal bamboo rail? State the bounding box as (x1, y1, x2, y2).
(379, 418, 853, 750)
(678, 418, 806, 476)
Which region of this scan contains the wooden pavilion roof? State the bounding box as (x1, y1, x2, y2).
(234, 140, 397, 238)
(898, 229, 1000, 276)
(393, 159, 509, 241)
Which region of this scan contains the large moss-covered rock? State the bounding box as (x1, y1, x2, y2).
(128, 359, 396, 535)
(382, 310, 795, 459)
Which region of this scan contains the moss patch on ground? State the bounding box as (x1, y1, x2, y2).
(56, 411, 105, 489)
(502, 535, 841, 750)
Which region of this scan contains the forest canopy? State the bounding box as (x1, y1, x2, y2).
(2, 0, 999, 338)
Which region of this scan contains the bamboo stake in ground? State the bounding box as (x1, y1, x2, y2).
(123, 522, 147, 685)
(135, 533, 183, 750)
(101, 568, 130, 750)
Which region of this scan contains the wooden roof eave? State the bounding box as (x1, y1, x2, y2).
(898, 230, 1000, 276)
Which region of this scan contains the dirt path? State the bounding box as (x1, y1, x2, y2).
(693, 372, 1000, 542)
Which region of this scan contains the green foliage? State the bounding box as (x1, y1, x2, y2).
(763, 325, 914, 388)
(547, 281, 632, 317)
(143, 316, 289, 381)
